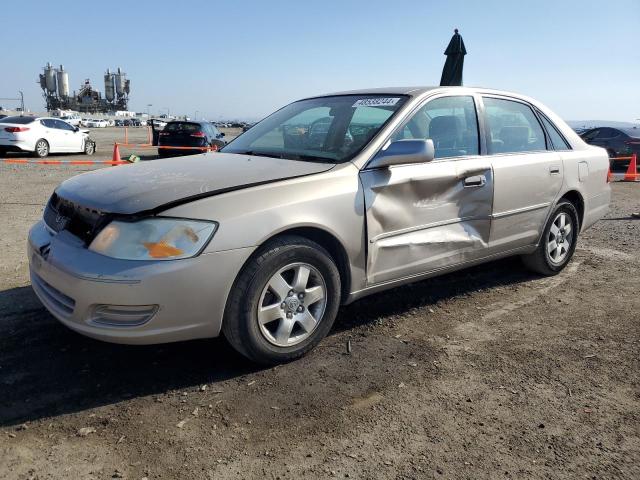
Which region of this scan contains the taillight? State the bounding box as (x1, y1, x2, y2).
(624, 140, 640, 145)
(5, 127, 30, 133)
(190, 131, 205, 138)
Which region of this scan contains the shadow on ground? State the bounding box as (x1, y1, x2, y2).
(0, 256, 534, 426)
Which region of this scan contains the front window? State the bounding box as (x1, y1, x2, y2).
(392, 95, 480, 158)
(222, 95, 408, 163)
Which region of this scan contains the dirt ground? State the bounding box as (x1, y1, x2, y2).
(0, 146, 638, 479)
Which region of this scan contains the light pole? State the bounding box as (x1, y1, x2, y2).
(18, 91, 24, 112)
(195, 110, 199, 121)
(147, 103, 152, 117)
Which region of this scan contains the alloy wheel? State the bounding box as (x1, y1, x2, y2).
(257, 262, 327, 347)
(36, 141, 48, 157)
(547, 212, 573, 264)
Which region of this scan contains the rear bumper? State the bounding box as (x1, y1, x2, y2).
(0, 138, 33, 152)
(28, 220, 255, 345)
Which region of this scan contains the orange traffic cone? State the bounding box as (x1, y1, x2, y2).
(112, 143, 121, 164)
(623, 153, 638, 181)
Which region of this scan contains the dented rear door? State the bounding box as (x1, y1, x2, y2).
(361, 158, 493, 285)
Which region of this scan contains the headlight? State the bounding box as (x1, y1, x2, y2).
(89, 218, 217, 261)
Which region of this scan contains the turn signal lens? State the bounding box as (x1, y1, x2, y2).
(143, 242, 184, 258)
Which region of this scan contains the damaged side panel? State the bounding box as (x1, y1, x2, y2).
(361, 159, 493, 285)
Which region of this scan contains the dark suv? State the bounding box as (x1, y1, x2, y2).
(580, 127, 640, 171)
(158, 121, 226, 157)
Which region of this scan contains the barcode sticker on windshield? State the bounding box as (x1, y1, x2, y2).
(352, 97, 401, 108)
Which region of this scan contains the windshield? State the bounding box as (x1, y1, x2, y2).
(222, 94, 408, 163)
(0, 116, 36, 124)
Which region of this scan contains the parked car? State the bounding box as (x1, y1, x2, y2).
(0, 116, 95, 157)
(149, 118, 167, 130)
(27, 87, 610, 364)
(84, 119, 107, 128)
(80, 118, 91, 127)
(580, 126, 640, 171)
(131, 118, 143, 127)
(60, 114, 81, 127)
(157, 120, 226, 157)
(114, 119, 124, 127)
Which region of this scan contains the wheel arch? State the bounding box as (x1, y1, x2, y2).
(559, 189, 585, 229)
(257, 226, 352, 303)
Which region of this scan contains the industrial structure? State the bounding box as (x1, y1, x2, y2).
(39, 63, 130, 113)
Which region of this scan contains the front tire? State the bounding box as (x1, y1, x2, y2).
(34, 139, 49, 158)
(84, 139, 96, 155)
(223, 235, 341, 365)
(522, 200, 579, 275)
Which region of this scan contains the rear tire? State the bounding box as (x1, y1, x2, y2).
(34, 139, 49, 158)
(222, 235, 341, 365)
(521, 200, 579, 276)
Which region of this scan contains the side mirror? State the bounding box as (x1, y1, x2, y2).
(74, 126, 79, 132)
(367, 139, 435, 169)
(219, 132, 225, 137)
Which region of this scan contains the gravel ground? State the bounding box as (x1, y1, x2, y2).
(0, 146, 638, 479)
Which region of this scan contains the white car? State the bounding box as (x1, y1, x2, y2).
(60, 114, 82, 127)
(149, 118, 167, 130)
(86, 119, 108, 128)
(0, 116, 95, 157)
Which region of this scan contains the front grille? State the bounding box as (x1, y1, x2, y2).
(44, 192, 108, 244)
(31, 270, 76, 319)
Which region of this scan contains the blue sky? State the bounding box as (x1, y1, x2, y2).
(1, 0, 639, 121)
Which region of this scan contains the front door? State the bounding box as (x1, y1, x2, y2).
(361, 95, 493, 285)
(480, 96, 564, 252)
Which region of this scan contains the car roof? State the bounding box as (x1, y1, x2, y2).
(302, 86, 541, 101)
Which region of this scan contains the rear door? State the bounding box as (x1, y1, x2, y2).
(480, 95, 563, 253)
(361, 94, 493, 285)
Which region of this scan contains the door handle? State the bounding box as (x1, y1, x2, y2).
(463, 175, 486, 188)
(549, 165, 561, 175)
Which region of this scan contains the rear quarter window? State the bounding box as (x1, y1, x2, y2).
(537, 112, 572, 151)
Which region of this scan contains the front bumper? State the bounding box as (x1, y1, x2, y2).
(28, 220, 255, 345)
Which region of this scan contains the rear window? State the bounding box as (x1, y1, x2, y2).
(165, 122, 201, 133)
(0, 116, 36, 124)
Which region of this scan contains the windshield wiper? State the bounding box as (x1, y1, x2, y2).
(228, 150, 281, 159)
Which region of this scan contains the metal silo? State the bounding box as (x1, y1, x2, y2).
(104, 68, 115, 102)
(115, 67, 126, 96)
(57, 64, 69, 97)
(44, 62, 57, 94)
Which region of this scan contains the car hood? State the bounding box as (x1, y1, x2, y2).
(54, 152, 336, 215)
